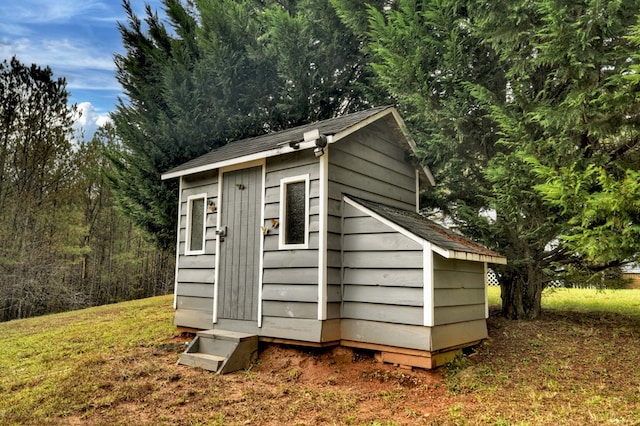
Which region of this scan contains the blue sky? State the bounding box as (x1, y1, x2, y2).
(0, 0, 164, 139)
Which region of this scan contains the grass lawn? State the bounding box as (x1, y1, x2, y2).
(1, 289, 639, 425)
(488, 285, 640, 317)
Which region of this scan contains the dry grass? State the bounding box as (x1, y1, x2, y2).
(1, 290, 640, 425)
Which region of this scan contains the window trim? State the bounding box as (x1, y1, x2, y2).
(279, 174, 310, 250)
(185, 193, 207, 255)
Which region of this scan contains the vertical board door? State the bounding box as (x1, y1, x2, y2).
(217, 166, 262, 321)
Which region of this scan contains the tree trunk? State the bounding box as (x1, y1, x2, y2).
(499, 263, 544, 320)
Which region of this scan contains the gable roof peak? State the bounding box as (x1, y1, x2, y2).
(162, 106, 433, 184)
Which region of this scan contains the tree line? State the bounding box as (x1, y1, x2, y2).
(2, 0, 639, 321)
(0, 58, 173, 321)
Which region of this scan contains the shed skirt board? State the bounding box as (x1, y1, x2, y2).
(341, 319, 488, 353)
(217, 166, 262, 322)
(430, 319, 488, 352)
(215, 317, 324, 342)
(340, 319, 431, 351)
(174, 309, 214, 330)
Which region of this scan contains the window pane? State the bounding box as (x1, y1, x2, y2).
(285, 182, 305, 245)
(190, 198, 204, 251)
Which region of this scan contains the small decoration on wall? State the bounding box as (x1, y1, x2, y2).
(208, 200, 217, 212)
(271, 219, 279, 229)
(236, 183, 245, 190)
(261, 226, 269, 235)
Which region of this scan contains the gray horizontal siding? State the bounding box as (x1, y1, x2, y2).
(262, 301, 317, 319)
(328, 125, 418, 213)
(325, 123, 420, 332)
(431, 319, 488, 351)
(176, 283, 215, 298)
(176, 295, 212, 312)
(261, 151, 321, 327)
(342, 302, 422, 325)
(343, 233, 421, 251)
(174, 309, 212, 330)
(263, 268, 317, 284)
(175, 172, 218, 329)
(343, 268, 422, 287)
(262, 301, 341, 319)
(342, 203, 425, 332)
(343, 285, 422, 306)
(434, 304, 486, 325)
(177, 268, 214, 283)
(433, 254, 486, 325)
(434, 288, 485, 306)
(342, 216, 396, 234)
(343, 251, 423, 269)
(341, 319, 431, 351)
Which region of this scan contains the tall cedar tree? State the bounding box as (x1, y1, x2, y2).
(109, 0, 383, 250)
(334, 0, 640, 318)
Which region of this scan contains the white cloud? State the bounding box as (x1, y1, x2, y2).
(1, 0, 165, 115)
(0, 0, 106, 24)
(73, 102, 111, 141)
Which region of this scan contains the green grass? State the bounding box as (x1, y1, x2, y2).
(1, 290, 640, 425)
(0, 296, 176, 424)
(488, 285, 640, 317)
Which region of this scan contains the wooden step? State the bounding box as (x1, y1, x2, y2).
(178, 352, 225, 372)
(197, 329, 257, 342)
(178, 329, 259, 374)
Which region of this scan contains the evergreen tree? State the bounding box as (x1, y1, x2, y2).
(109, 0, 381, 250)
(335, 0, 640, 318)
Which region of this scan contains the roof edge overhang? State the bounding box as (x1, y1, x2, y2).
(162, 107, 436, 184)
(344, 196, 507, 265)
(331, 108, 435, 187)
(161, 139, 318, 180)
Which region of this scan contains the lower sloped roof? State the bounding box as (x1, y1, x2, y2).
(345, 196, 507, 265)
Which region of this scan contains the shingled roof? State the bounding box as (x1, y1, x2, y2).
(162, 106, 434, 182)
(346, 195, 507, 264)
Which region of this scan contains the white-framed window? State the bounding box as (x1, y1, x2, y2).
(279, 175, 310, 249)
(185, 193, 207, 255)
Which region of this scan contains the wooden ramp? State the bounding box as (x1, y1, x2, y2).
(178, 329, 258, 374)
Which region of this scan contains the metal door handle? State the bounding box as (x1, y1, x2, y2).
(216, 226, 227, 241)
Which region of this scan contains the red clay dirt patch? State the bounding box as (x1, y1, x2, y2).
(68, 336, 455, 425)
(60, 308, 640, 425)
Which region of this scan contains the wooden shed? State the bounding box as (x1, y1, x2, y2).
(161, 106, 506, 371)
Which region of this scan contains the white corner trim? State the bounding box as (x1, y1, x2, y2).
(258, 162, 266, 328)
(423, 241, 434, 327)
(318, 147, 329, 320)
(213, 170, 223, 324)
(484, 262, 489, 319)
(415, 169, 420, 213)
(173, 177, 183, 310)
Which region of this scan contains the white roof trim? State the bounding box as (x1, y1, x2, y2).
(344, 195, 507, 264)
(389, 109, 436, 187)
(344, 196, 424, 246)
(161, 140, 317, 180)
(331, 108, 395, 143)
(163, 107, 437, 185)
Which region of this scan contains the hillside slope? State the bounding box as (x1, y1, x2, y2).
(1, 290, 640, 425)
